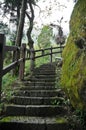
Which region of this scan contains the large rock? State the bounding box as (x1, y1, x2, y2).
(61, 0, 86, 110)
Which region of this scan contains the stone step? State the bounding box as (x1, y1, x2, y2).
(0, 116, 70, 130)
(23, 81, 55, 87)
(36, 64, 55, 68)
(33, 67, 56, 72)
(5, 105, 67, 116)
(34, 75, 56, 79)
(10, 96, 65, 105)
(36, 66, 55, 69)
(13, 89, 64, 97)
(33, 72, 56, 75)
(19, 85, 57, 90)
(24, 78, 55, 82)
(35, 70, 55, 72)
(35, 66, 55, 69)
(24, 75, 56, 81)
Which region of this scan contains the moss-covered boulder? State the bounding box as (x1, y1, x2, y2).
(61, 0, 86, 110)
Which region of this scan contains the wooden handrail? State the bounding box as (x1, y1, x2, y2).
(0, 34, 26, 102)
(2, 58, 23, 76)
(0, 33, 64, 102)
(26, 45, 64, 62)
(4, 46, 19, 52)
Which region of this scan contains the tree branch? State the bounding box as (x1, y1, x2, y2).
(25, 11, 31, 20)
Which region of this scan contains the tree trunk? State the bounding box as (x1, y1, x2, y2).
(13, 0, 27, 75)
(26, 1, 35, 72)
(15, 0, 27, 47)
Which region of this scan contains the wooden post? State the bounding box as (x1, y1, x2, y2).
(50, 47, 52, 63)
(0, 34, 5, 102)
(19, 43, 26, 80)
(60, 43, 62, 57)
(30, 48, 35, 72)
(11, 50, 16, 75)
(42, 49, 44, 56)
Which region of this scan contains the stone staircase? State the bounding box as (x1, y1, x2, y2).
(0, 62, 79, 130)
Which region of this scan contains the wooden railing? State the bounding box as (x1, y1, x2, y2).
(0, 34, 26, 102)
(0, 34, 64, 102)
(26, 46, 64, 67)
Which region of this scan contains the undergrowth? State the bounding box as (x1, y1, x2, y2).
(75, 109, 86, 130)
(2, 73, 17, 102)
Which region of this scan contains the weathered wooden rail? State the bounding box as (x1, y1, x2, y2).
(0, 34, 64, 102)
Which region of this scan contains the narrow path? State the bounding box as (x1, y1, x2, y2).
(0, 62, 80, 130)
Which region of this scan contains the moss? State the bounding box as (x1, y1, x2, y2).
(61, 0, 86, 110)
(56, 117, 67, 124)
(0, 116, 13, 122)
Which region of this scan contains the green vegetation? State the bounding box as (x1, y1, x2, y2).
(37, 25, 53, 49)
(0, 116, 13, 122)
(61, 0, 86, 110)
(75, 109, 86, 130)
(2, 73, 17, 102)
(56, 117, 67, 124)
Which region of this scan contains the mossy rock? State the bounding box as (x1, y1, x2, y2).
(61, 0, 86, 110)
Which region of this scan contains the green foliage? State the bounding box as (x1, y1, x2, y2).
(0, 22, 9, 34)
(4, 40, 15, 66)
(61, 0, 86, 110)
(2, 73, 17, 102)
(25, 60, 30, 74)
(37, 25, 53, 49)
(56, 117, 67, 124)
(3, 0, 21, 15)
(75, 109, 86, 130)
(0, 116, 13, 122)
(0, 103, 4, 114)
(35, 56, 49, 67)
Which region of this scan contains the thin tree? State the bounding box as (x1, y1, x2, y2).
(15, 0, 27, 47)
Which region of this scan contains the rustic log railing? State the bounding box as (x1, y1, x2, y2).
(0, 34, 26, 102)
(26, 46, 64, 64)
(0, 34, 64, 102)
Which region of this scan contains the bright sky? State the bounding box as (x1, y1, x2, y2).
(34, 0, 75, 35)
(0, 0, 75, 42)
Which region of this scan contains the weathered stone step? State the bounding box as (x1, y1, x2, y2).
(36, 65, 55, 69)
(19, 85, 57, 90)
(39, 63, 56, 68)
(35, 66, 55, 69)
(5, 105, 67, 116)
(23, 81, 55, 87)
(24, 78, 55, 82)
(37, 69, 55, 72)
(10, 96, 65, 105)
(0, 117, 71, 130)
(34, 75, 56, 79)
(33, 72, 56, 75)
(24, 75, 56, 81)
(0, 116, 70, 130)
(13, 89, 64, 97)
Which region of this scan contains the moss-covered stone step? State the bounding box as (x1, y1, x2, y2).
(13, 89, 64, 97)
(5, 105, 67, 116)
(0, 116, 71, 130)
(10, 96, 65, 105)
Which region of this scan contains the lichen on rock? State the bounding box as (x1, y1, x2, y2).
(61, 0, 86, 110)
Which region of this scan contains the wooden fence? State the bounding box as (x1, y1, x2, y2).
(0, 34, 64, 102)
